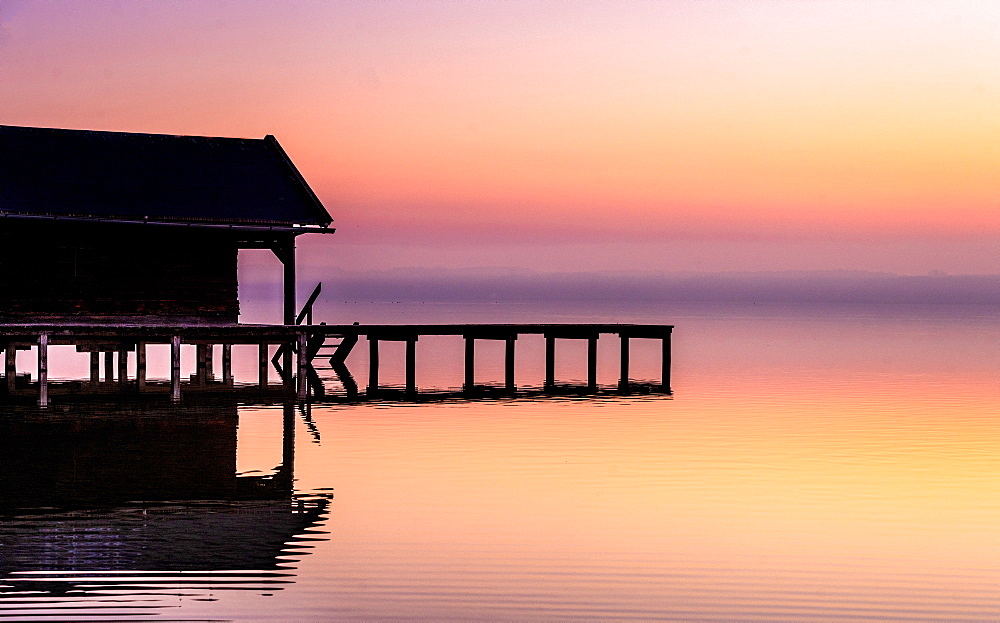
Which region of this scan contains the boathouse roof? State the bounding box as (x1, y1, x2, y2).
(0, 125, 333, 233)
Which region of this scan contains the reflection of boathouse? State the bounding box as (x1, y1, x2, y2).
(0, 402, 258, 508)
(0, 401, 328, 607)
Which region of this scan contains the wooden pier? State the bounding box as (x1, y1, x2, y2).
(0, 323, 673, 407)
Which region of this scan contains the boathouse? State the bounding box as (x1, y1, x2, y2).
(0, 125, 333, 325)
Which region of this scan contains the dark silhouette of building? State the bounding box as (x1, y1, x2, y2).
(0, 125, 333, 324)
(0, 401, 328, 575)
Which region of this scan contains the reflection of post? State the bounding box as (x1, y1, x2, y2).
(104, 351, 113, 384)
(276, 402, 296, 493)
(170, 336, 181, 402)
(37, 333, 48, 407)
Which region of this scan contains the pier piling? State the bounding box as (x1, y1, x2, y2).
(588, 336, 598, 391)
(118, 347, 128, 388)
(258, 343, 268, 389)
(464, 337, 475, 392)
(137, 342, 147, 390)
(505, 336, 516, 395)
(367, 337, 379, 395)
(170, 336, 181, 402)
(619, 336, 630, 390)
(296, 332, 309, 401)
(37, 333, 48, 407)
(545, 336, 556, 390)
(405, 338, 417, 397)
(222, 343, 233, 386)
(104, 351, 114, 385)
(6, 347, 16, 393)
(89, 351, 100, 386)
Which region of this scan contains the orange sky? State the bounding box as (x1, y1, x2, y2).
(1, 1, 997, 273)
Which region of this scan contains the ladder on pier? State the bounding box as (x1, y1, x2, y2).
(271, 283, 359, 397)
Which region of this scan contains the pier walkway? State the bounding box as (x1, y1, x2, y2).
(0, 323, 673, 407)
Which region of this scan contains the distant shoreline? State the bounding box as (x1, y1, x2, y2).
(241, 271, 1000, 306)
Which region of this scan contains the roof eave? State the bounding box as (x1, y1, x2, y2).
(0, 212, 337, 235)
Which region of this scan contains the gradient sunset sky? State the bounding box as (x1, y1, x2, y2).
(1, 0, 997, 275)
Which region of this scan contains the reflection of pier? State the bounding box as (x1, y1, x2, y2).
(0, 323, 672, 406)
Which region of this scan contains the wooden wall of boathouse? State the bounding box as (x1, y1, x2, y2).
(0, 222, 240, 323)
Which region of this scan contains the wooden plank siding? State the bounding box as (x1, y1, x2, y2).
(0, 223, 239, 323)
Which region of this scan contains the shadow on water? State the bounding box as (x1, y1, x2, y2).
(0, 398, 331, 621)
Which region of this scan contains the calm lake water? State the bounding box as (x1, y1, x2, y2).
(1, 302, 998, 621)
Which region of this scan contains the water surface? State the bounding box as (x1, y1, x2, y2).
(1, 303, 997, 621)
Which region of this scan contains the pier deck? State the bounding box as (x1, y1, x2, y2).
(0, 323, 673, 406)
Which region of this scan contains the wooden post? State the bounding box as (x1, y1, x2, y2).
(37, 333, 48, 408)
(271, 238, 297, 386)
(619, 336, 630, 391)
(464, 337, 475, 393)
(258, 342, 268, 389)
(89, 351, 99, 386)
(205, 344, 215, 382)
(296, 332, 309, 400)
(405, 337, 417, 397)
(171, 336, 181, 402)
(367, 337, 379, 395)
(505, 335, 516, 395)
(283, 247, 296, 326)
(195, 344, 208, 385)
(587, 336, 598, 391)
(545, 335, 555, 390)
(136, 342, 146, 391)
(118, 346, 128, 388)
(5, 346, 15, 393)
(283, 340, 295, 391)
(104, 351, 114, 384)
(272, 238, 296, 326)
(222, 344, 233, 386)
(662, 332, 672, 393)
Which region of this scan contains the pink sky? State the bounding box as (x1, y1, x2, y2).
(1, 0, 997, 274)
